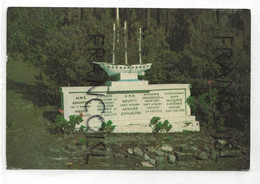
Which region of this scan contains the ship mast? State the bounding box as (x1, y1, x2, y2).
(112, 24, 116, 64)
(116, 8, 120, 43)
(139, 28, 142, 64)
(124, 21, 128, 65)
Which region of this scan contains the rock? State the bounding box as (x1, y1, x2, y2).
(174, 152, 194, 161)
(155, 156, 165, 164)
(114, 153, 125, 161)
(144, 153, 150, 160)
(241, 148, 249, 154)
(57, 137, 63, 141)
(127, 148, 133, 154)
(180, 145, 197, 153)
(234, 145, 242, 150)
(106, 147, 113, 155)
(226, 143, 233, 149)
(155, 150, 165, 156)
(50, 148, 61, 153)
(134, 148, 143, 157)
(141, 161, 155, 168)
(49, 157, 68, 161)
(194, 151, 208, 160)
(220, 150, 242, 157)
(149, 158, 156, 165)
(71, 150, 85, 157)
(65, 162, 73, 166)
(82, 145, 89, 152)
(61, 149, 70, 154)
(67, 145, 78, 151)
(203, 147, 211, 152)
(146, 147, 156, 153)
(63, 134, 74, 140)
(167, 155, 176, 164)
(160, 144, 173, 152)
(211, 149, 219, 159)
(215, 140, 227, 150)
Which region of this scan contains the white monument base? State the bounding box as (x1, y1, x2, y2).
(60, 82, 200, 133)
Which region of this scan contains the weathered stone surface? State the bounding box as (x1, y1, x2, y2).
(215, 140, 227, 150)
(134, 147, 143, 157)
(155, 150, 165, 156)
(114, 153, 125, 161)
(67, 145, 78, 151)
(234, 145, 242, 150)
(174, 152, 194, 161)
(141, 161, 155, 168)
(167, 155, 176, 164)
(220, 150, 241, 157)
(106, 147, 113, 155)
(149, 158, 156, 165)
(144, 153, 150, 160)
(127, 148, 133, 154)
(82, 145, 89, 152)
(155, 156, 165, 164)
(203, 147, 211, 152)
(180, 145, 197, 153)
(146, 147, 156, 153)
(195, 151, 208, 160)
(160, 144, 173, 152)
(211, 149, 219, 159)
(50, 148, 61, 153)
(49, 157, 68, 161)
(71, 150, 85, 157)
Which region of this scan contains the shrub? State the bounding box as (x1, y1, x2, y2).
(100, 120, 116, 133)
(186, 88, 224, 129)
(55, 111, 84, 134)
(149, 117, 172, 133)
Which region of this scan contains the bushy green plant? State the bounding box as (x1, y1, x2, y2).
(55, 113, 84, 134)
(149, 117, 172, 133)
(186, 88, 224, 129)
(78, 137, 87, 145)
(79, 125, 89, 133)
(100, 120, 116, 133)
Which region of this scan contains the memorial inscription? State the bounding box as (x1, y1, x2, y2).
(60, 84, 200, 133)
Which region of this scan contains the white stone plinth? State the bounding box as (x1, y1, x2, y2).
(60, 83, 200, 133)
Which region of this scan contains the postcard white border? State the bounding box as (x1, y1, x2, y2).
(1, 1, 259, 184)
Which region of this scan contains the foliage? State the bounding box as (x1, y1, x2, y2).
(187, 88, 224, 129)
(55, 114, 83, 134)
(99, 120, 116, 133)
(149, 117, 172, 133)
(7, 8, 250, 130)
(78, 137, 87, 145)
(79, 125, 90, 133)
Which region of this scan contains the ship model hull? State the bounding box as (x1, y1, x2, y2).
(93, 62, 152, 76)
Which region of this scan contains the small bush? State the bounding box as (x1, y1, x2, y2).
(55, 112, 84, 134)
(186, 88, 224, 129)
(149, 117, 172, 133)
(100, 120, 116, 133)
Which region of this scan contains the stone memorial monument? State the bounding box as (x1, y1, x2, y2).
(60, 9, 200, 133)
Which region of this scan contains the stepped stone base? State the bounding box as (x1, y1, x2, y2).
(60, 81, 200, 133)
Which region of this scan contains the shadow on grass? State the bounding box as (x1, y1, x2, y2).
(7, 78, 59, 107)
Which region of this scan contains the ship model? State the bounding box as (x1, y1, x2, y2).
(92, 8, 152, 78)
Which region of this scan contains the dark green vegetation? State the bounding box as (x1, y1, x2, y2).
(149, 117, 172, 133)
(7, 8, 250, 130)
(100, 120, 116, 133)
(6, 8, 250, 169)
